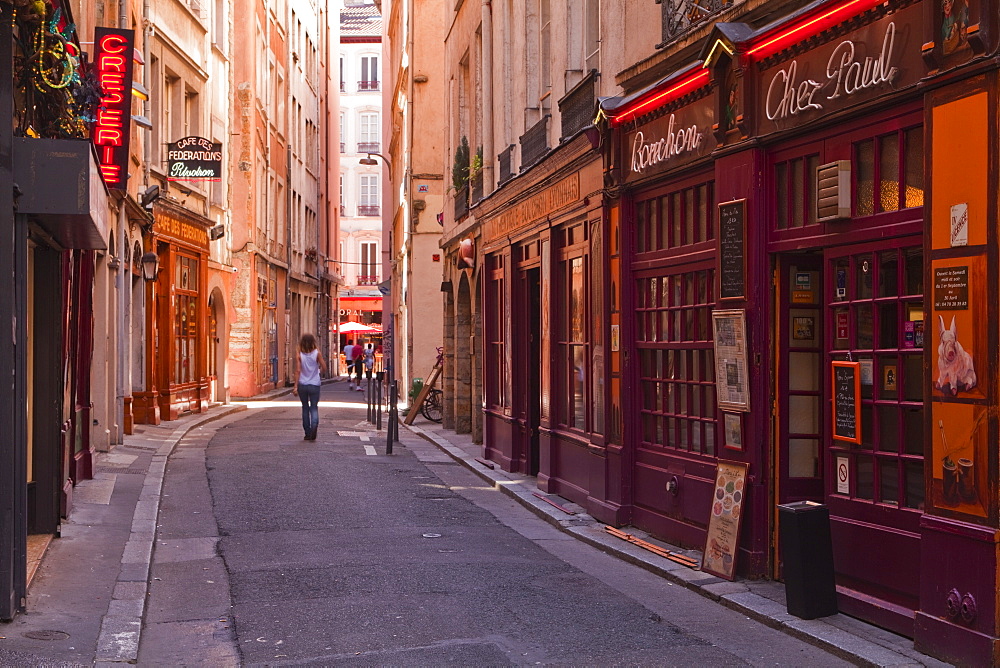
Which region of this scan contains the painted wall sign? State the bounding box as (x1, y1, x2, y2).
(933, 266, 969, 310)
(154, 215, 208, 249)
(758, 3, 924, 131)
(486, 173, 580, 243)
(702, 460, 749, 581)
(167, 136, 223, 181)
(624, 102, 713, 183)
(91, 27, 135, 187)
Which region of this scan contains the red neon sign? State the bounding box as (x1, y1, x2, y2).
(610, 69, 710, 127)
(748, 0, 888, 60)
(92, 27, 135, 187)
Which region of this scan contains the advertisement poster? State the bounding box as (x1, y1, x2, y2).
(702, 460, 749, 580)
(712, 310, 750, 412)
(930, 254, 988, 518)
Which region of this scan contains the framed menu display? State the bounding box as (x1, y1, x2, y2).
(702, 460, 749, 580)
(832, 361, 861, 444)
(712, 309, 750, 412)
(718, 199, 746, 300)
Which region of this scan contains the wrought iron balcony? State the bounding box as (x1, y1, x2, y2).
(357, 275, 380, 286)
(357, 142, 380, 154)
(559, 69, 598, 141)
(454, 184, 469, 220)
(656, 0, 734, 48)
(358, 80, 380, 91)
(498, 144, 515, 184)
(357, 205, 380, 216)
(519, 115, 550, 171)
(340, 142, 345, 153)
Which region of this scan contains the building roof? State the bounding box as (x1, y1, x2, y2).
(340, 3, 382, 38)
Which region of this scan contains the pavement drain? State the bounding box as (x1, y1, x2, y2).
(422, 533, 441, 538)
(23, 630, 70, 641)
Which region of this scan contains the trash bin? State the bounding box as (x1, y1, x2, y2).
(778, 500, 838, 619)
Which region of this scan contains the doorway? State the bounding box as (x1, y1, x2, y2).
(523, 267, 541, 475)
(772, 253, 825, 578)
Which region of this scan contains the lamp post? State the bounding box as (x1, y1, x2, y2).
(359, 152, 397, 450)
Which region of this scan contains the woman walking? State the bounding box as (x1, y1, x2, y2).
(292, 333, 327, 440)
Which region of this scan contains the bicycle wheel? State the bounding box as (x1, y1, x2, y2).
(421, 389, 443, 423)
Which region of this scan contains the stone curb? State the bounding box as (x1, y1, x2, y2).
(94, 404, 247, 663)
(401, 421, 941, 668)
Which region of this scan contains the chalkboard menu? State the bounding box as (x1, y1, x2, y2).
(718, 199, 746, 300)
(832, 361, 861, 443)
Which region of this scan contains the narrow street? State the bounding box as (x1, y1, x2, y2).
(137, 382, 849, 666)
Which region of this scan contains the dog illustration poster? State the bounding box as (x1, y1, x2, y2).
(931, 256, 986, 400)
(930, 254, 987, 519)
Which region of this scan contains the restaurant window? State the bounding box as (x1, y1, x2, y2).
(773, 154, 820, 230)
(174, 254, 199, 385)
(486, 254, 506, 408)
(855, 126, 924, 217)
(558, 223, 588, 430)
(635, 180, 713, 253)
(636, 266, 717, 455)
(828, 243, 924, 510)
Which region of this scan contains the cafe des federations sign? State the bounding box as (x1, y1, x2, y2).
(167, 136, 223, 181)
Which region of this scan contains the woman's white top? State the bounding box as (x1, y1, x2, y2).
(298, 350, 321, 386)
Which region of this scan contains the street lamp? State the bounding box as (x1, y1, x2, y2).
(359, 152, 392, 180)
(140, 252, 159, 282)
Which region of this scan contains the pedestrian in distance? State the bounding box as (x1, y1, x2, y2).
(363, 343, 375, 381)
(343, 338, 356, 390)
(352, 340, 365, 391)
(292, 333, 326, 441)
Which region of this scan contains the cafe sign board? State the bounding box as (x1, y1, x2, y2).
(167, 136, 223, 181)
(623, 99, 714, 183)
(757, 2, 925, 132)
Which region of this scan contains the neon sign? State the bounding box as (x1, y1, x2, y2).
(92, 27, 135, 187)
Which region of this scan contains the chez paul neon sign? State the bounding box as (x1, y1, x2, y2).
(764, 22, 899, 122)
(92, 27, 135, 187)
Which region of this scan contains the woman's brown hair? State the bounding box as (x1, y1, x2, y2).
(299, 333, 317, 352)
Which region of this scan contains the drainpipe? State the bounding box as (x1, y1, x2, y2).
(481, 0, 493, 192)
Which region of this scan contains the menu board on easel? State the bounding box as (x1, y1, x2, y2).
(718, 199, 746, 300)
(832, 361, 861, 444)
(702, 460, 749, 580)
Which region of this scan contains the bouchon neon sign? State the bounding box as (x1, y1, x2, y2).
(92, 27, 135, 187)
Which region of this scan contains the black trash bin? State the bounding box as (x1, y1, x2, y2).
(778, 501, 838, 619)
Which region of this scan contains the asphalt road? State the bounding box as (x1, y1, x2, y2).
(139, 382, 852, 666)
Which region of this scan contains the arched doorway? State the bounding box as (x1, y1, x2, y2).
(207, 288, 227, 403)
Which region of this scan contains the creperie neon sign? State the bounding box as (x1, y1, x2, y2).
(92, 28, 135, 187)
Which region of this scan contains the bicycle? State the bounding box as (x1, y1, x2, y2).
(420, 388, 443, 423)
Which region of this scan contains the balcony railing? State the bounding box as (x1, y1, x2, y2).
(340, 142, 345, 153)
(454, 184, 469, 220)
(519, 115, 550, 171)
(340, 81, 346, 92)
(357, 205, 380, 216)
(559, 69, 598, 140)
(658, 0, 734, 47)
(357, 142, 380, 154)
(357, 275, 380, 286)
(498, 144, 515, 184)
(358, 80, 380, 91)
(470, 171, 483, 203)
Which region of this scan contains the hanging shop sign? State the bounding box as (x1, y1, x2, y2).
(757, 3, 924, 132)
(167, 136, 223, 181)
(623, 101, 713, 183)
(91, 27, 135, 187)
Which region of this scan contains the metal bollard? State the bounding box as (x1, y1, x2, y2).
(386, 380, 398, 454)
(366, 375, 373, 423)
